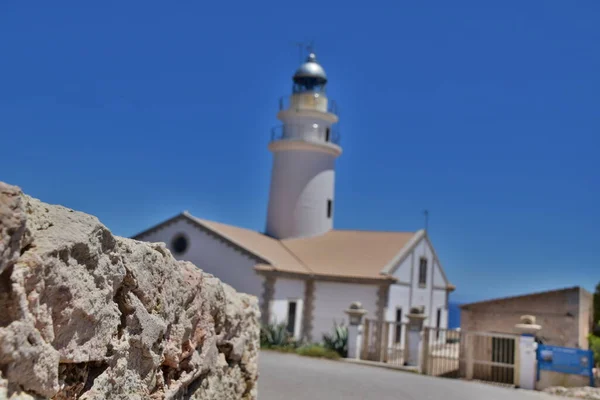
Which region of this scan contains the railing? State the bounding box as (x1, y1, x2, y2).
(422, 328, 518, 385)
(360, 319, 406, 366)
(270, 124, 341, 146)
(279, 93, 339, 115)
(423, 327, 463, 378)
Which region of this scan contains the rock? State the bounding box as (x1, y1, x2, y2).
(543, 386, 600, 399)
(0, 182, 259, 399)
(0, 182, 31, 277)
(0, 373, 44, 400)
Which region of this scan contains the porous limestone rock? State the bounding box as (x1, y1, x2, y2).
(543, 386, 600, 399)
(0, 182, 259, 400)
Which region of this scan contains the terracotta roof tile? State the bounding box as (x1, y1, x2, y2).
(282, 230, 415, 279)
(194, 216, 415, 280)
(192, 217, 310, 274)
(134, 212, 417, 281)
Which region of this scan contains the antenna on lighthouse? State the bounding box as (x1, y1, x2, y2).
(292, 41, 317, 63)
(293, 42, 305, 63)
(423, 209, 429, 233)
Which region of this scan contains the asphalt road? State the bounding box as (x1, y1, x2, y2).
(258, 351, 568, 400)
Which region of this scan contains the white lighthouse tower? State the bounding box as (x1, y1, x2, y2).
(265, 52, 342, 240)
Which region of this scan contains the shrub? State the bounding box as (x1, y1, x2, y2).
(260, 323, 295, 348)
(323, 321, 348, 357)
(588, 334, 600, 367)
(296, 344, 340, 360)
(265, 345, 297, 353)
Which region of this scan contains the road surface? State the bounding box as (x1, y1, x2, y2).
(258, 351, 567, 400)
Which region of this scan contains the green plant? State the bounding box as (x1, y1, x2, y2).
(264, 345, 297, 353)
(323, 321, 348, 357)
(594, 283, 600, 335)
(296, 344, 341, 360)
(588, 334, 600, 367)
(260, 323, 295, 348)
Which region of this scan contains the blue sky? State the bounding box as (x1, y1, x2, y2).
(1, 1, 598, 303)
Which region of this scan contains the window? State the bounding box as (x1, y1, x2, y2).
(325, 127, 331, 142)
(395, 308, 403, 344)
(436, 308, 441, 339)
(286, 301, 297, 335)
(327, 199, 333, 218)
(418, 258, 428, 287)
(171, 234, 189, 255)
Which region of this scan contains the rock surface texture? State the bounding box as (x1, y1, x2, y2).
(543, 386, 600, 399)
(0, 182, 259, 400)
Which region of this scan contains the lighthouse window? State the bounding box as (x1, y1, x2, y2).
(325, 127, 331, 142)
(327, 199, 333, 218)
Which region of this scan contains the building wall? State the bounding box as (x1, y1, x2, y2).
(312, 281, 379, 342)
(389, 237, 449, 330)
(393, 251, 413, 283)
(461, 288, 588, 348)
(137, 219, 264, 299)
(386, 285, 410, 322)
(433, 259, 445, 287)
(579, 289, 594, 350)
(537, 371, 591, 391)
(269, 278, 305, 339)
(432, 289, 448, 330)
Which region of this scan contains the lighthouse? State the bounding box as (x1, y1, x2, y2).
(265, 52, 342, 240)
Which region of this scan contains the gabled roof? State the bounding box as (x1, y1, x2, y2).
(280, 230, 415, 280)
(190, 216, 310, 275)
(132, 212, 442, 283)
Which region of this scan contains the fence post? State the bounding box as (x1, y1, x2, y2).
(381, 322, 390, 363)
(362, 319, 370, 360)
(345, 302, 368, 359)
(514, 315, 542, 390)
(465, 333, 474, 380)
(420, 327, 431, 374)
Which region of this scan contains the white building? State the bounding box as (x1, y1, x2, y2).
(133, 52, 455, 343)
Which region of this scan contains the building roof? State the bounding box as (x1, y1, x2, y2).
(132, 212, 434, 283)
(192, 216, 310, 275)
(280, 230, 415, 280)
(460, 286, 589, 309)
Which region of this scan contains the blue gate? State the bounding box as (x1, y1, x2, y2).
(537, 344, 595, 387)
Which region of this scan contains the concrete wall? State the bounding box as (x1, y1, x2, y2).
(386, 285, 410, 322)
(536, 370, 591, 390)
(312, 281, 379, 342)
(392, 249, 413, 283)
(270, 278, 305, 339)
(579, 289, 594, 350)
(137, 219, 264, 300)
(461, 287, 590, 348)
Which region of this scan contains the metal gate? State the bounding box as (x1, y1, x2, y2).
(423, 328, 519, 386)
(422, 327, 463, 378)
(361, 319, 406, 367)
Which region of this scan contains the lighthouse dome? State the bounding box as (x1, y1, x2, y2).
(292, 53, 327, 92)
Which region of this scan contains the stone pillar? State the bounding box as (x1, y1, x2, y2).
(345, 302, 368, 359)
(404, 306, 427, 367)
(260, 275, 276, 326)
(301, 279, 315, 342)
(514, 315, 542, 390)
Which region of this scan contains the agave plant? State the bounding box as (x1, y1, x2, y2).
(260, 323, 293, 348)
(323, 321, 348, 357)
